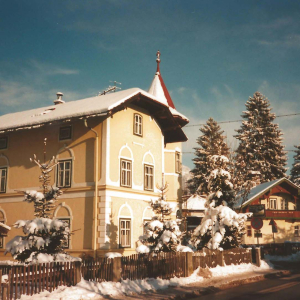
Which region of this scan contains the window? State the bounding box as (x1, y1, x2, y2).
(0, 137, 8, 150)
(0, 212, 5, 248)
(281, 199, 288, 210)
(59, 126, 72, 141)
(0, 168, 7, 193)
(133, 114, 142, 136)
(247, 225, 252, 237)
(270, 198, 277, 210)
(57, 218, 70, 248)
(57, 160, 72, 188)
(175, 151, 181, 173)
(119, 219, 131, 247)
(295, 226, 300, 237)
(120, 159, 131, 187)
(144, 165, 154, 191)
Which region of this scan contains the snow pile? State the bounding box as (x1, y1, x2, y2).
(104, 252, 122, 259)
(265, 251, 300, 262)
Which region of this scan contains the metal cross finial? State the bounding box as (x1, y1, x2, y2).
(156, 50, 161, 72)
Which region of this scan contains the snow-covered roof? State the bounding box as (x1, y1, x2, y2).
(234, 178, 300, 209)
(0, 88, 188, 135)
(183, 195, 207, 211)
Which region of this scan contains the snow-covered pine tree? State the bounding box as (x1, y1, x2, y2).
(188, 117, 230, 195)
(5, 142, 70, 263)
(290, 143, 300, 187)
(234, 92, 287, 191)
(190, 155, 250, 250)
(137, 182, 182, 253)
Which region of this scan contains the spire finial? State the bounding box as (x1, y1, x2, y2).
(156, 50, 161, 73)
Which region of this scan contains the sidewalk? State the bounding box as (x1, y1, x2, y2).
(116, 268, 291, 300)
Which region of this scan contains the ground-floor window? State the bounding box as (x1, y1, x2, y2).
(295, 225, 300, 237)
(247, 225, 252, 237)
(119, 219, 131, 248)
(57, 218, 70, 249)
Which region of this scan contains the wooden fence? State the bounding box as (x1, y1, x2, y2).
(0, 248, 260, 299)
(260, 243, 300, 258)
(81, 258, 113, 282)
(192, 248, 252, 270)
(121, 252, 186, 280)
(0, 261, 81, 300)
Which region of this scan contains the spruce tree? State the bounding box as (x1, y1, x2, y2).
(138, 182, 182, 253)
(290, 143, 300, 187)
(190, 155, 249, 250)
(188, 117, 230, 195)
(235, 92, 287, 190)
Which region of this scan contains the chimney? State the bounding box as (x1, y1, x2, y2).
(54, 92, 65, 105)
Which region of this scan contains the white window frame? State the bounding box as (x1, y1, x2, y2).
(295, 225, 300, 237)
(144, 164, 154, 191)
(281, 198, 288, 210)
(133, 113, 143, 136)
(0, 167, 7, 193)
(120, 159, 132, 188)
(175, 151, 181, 173)
(57, 159, 72, 188)
(269, 198, 277, 210)
(119, 218, 131, 248)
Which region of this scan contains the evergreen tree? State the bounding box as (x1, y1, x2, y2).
(235, 92, 287, 190)
(188, 117, 230, 195)
(5, 141, 70, 263)
(137, 182, 182, 253)
(290, 143, 300, 187)
(190, 155, 249, 250)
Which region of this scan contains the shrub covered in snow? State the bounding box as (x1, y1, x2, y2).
(5, 146, 71, 263)
(138, 182, 182, 253)
(190, 201, 251, 250)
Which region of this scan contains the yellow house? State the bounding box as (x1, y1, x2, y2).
(0, 52, 189, 259)
(235, 178, 300, 245)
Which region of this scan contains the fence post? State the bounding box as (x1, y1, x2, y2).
(185, 252, 193, 277)
(255, 248, 261, 267)
(112, 257, 122, 282)
(220, 250, 225, 266)
(74, 261, 81, 285)
(2, 284, 8, 300)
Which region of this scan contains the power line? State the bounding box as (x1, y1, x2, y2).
(182, 149, 296, 154)
(185, 112, 300, 128)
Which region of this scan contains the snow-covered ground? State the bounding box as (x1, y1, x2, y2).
(19, 261, 272, 300)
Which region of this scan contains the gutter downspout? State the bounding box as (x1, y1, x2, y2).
(84, 119, 99, 257)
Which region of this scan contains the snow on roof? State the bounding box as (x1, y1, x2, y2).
(184, 195, 207, 211)
(234, 178, 299, 209)
(0, 88, 186, 132)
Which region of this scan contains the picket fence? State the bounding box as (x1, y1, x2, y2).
(0, 248, 258, 300)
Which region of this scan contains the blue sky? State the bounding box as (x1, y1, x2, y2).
(1, 0, 300, 173)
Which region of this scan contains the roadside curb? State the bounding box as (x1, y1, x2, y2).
(162, 270, 292, 300)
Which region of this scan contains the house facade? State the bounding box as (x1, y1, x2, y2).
(235, 178, 300, 245)
(0, 52, 189, 259)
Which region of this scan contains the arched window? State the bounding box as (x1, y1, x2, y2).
(118, 203, 133, 248)
(54, 203, 72, 249)
(0, 210, 6, 248)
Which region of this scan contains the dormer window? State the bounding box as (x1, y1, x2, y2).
(0, 137, 8, 150)
(59, 126, 72, 141)
(133, 114, 142, 136)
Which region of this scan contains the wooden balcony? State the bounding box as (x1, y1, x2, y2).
(265, 210, 300, 219)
